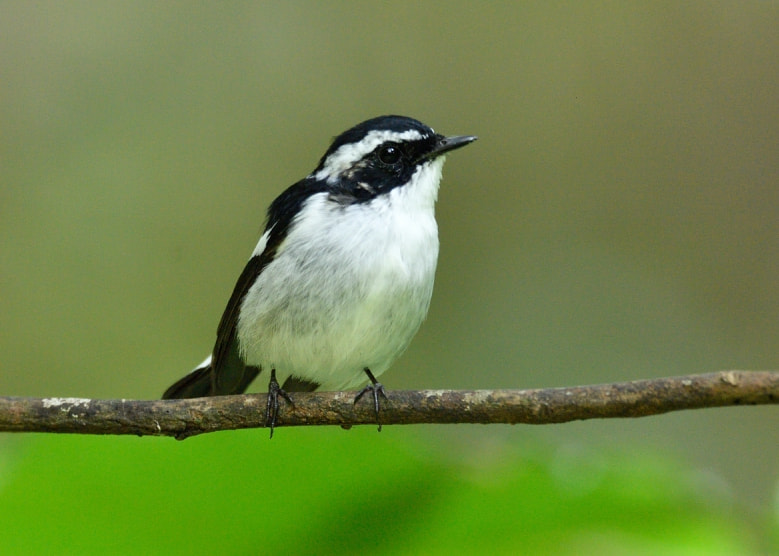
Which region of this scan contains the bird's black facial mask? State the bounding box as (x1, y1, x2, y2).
(331, 136, 440, 203)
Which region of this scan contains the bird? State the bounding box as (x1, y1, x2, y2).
(162, 115, 476, 435)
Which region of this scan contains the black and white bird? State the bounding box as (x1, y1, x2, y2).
(163, 115, 476, 434)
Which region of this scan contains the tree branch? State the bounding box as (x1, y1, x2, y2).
(0, 371, 775, 440)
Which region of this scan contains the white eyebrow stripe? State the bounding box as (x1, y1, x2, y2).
(314, 129, 428, 182)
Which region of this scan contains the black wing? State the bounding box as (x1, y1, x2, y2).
(210, 238, 279, 394)
(210, 176, 326, 394)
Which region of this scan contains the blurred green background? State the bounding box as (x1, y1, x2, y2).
(1, 2, 778, 554)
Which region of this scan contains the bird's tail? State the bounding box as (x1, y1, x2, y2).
(162, 354, 262, 399)
(163, 351, 262, 399)
(162, 357, 216, 399)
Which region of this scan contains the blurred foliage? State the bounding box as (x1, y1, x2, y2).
(1, 1, 778, 552)
(0, 430, 771, 555)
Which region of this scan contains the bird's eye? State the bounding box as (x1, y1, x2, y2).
(378, 144, 402, 165)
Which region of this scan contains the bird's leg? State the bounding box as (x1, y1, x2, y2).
(265, 368, 293, 439)
(354, 367, 388, 432)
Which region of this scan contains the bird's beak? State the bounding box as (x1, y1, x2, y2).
(422, 134, 478, 161)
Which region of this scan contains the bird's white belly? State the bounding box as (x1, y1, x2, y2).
(236, 191, 439, 391)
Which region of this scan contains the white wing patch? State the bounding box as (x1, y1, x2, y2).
(251, 228, 272, 258)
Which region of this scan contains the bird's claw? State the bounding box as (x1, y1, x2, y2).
(354, 369, 388, 432)
(266, 369, 293, 439)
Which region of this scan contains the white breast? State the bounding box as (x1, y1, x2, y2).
(236, 157, 445, 390)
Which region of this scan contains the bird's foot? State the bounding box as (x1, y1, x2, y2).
(354, 368, 388, 432)
(266, 369, 293, 439)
